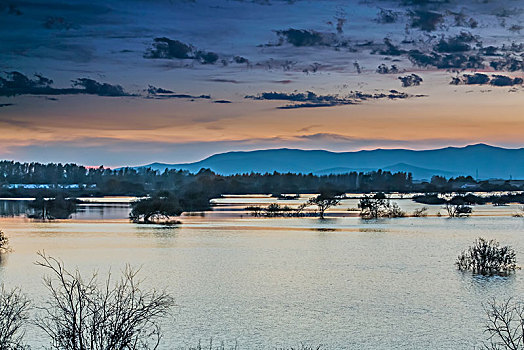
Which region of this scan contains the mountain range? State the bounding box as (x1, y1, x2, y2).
(136, 144, 524, 180)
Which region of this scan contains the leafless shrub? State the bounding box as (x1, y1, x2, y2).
(484, 298, 524, 350)
(412, 207, 428, 217)
(35, 252, 174, 350)
(0, 285, 30, 350)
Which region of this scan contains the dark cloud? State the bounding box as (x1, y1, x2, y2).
(399, 74, 423, 87)
(408, 50, 484, 69)
(208, 79, 241, 84)
(376, 8, 399, 24)
(233, 56, 249, 64)
(145, 38, 193, 59)
(451, 73, 523, 86)
(0, 72, 132, 97)
(434, 32, 477, 53)
(146, 85, 211, 100)
(448, 11, 478, 29)
(72, 78, 129, 96)
(144, 37, 219, 64)
(43, 16, 78, 30)
(214, 100, 232, 104)
(272, 29, 347, 48)
(0, 4, 22, 15)
(246, 90, 424, 109)
(0, 103, 14, 108)
(375, 38, 406, 56)
(490, 56, 524, 72)
(490, 75, 524, 87)
(408, 10, 444, 32)
(377, 64, 399, 74)
(276, 29, 325, 47)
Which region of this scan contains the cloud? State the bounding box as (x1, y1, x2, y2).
(146, 85, 211, 100)
(144, 37, 219, 64)
(451, 73, 523, 86)
(490, 56, 524, 72)
(272, 28, 345, 48)
(275, 29, 322, 46)
(408, 10, 444, 32)
(377, 64, 399, 74)
(408, 50, 484, 69)
(43, 16, 78, 30)
(490, 75, 524, 87)
(374, 38, 406, 56)
(0, 72, 133, 97)
(399, 74, 423, 87)
(433, 32, 477, 53)
(207, 79, 242, 84)
(0, 103, 14, 108)
(246, 90, 424, 109)
(376, 8, 399, 24)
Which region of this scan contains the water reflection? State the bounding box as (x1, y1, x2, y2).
(0, 200, 29, 217)
(0, 252, 8, 267)
(1, 198, 524, 349)
(0, 200, 130, 220)
(459, 270, 516, 292)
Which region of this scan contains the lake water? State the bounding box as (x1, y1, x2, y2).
(1, 196, 524, 349)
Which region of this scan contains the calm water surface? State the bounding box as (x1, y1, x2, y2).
(1, 197, 524, 349)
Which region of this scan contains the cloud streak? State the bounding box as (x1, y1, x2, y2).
(246, 90, 425, 109)
(0, 72, 134, 97)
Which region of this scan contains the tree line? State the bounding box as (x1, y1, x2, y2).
(1, 160, 522, 198)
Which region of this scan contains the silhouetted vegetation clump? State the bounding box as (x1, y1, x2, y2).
(130, 192, 184, 224)
(457, 238, 518, 275)
(414, 193, 524, 208)
(358, 193, 405, 219)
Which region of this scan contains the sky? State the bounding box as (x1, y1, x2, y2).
(0, 0, 523, 167)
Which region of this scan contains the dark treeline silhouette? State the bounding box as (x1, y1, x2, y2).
(0, 161, 522, 198)
(0, 160, 414, 196)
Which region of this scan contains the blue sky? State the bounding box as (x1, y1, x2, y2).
(0, 0, 523, 166)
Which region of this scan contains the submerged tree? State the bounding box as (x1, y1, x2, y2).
(484, 298, 524, 350)
(35, 252, 175, 350)
(358, 193, 405, 219)
(130, 191, 183, 224)
(456, 238, 518, 275)
(445, 196, 472, 218)
(0, 285, 30, 350)
(306, 190, 344, 219)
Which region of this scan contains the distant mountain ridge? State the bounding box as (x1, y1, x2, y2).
(136, 144, 524, 180)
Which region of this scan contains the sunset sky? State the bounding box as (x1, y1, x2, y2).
(0, 0, 523, 167)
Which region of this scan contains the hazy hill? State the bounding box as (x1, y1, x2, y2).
(138, 144, 524, 180)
